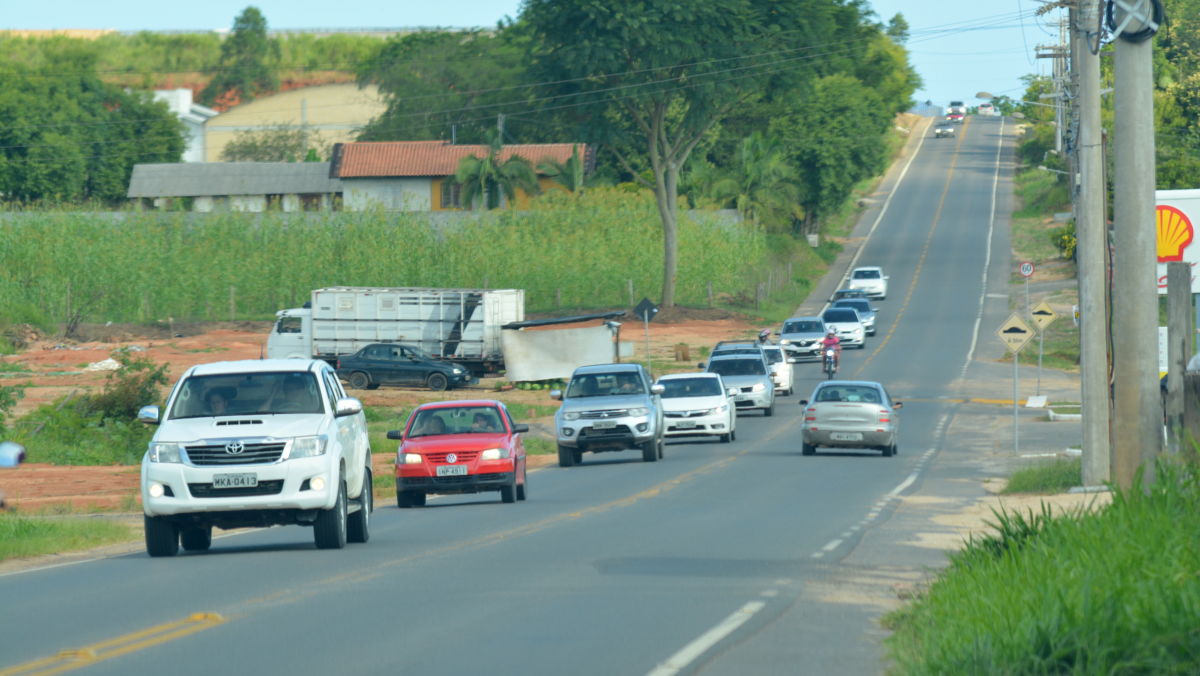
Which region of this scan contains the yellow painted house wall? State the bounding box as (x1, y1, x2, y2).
(204, 84, 386, 162)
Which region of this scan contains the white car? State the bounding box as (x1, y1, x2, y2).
(760, 344, 794, 395)
(656, 373, 737, 443)
(821, 307, 866, 348)
(139, 359, 373, 556)
(847, 266, 888, 299)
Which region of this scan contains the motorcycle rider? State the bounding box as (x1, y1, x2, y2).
(757, 328, 771, 344)
(821, 328, 841, 372)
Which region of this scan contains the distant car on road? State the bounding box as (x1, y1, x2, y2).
(656, 372, 737, 443)
(760, 344, 794, 396)
(704, 353, 775, 416)
(847, 266, 888, 299)
(977, 102, 995, 116)
(336, 343, 474, 391)
(831, 288, 869, 303)
(779, 316, 827, 362)
(388, 399, 528, 507)
(947, 112, 964, 124)
(831, 298, 878, 336)
(798, 380, 902, 457)
(935, 121, 956, 138)
(821, 307, 866, 349)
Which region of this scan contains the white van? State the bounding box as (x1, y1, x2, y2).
(139, 359, 372, 556)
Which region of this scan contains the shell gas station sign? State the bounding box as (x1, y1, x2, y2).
(1156, 189, 1200, 294)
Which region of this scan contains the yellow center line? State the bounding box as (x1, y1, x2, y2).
(2, 418, 800, 673)
(0, 613, 225, 676)
(851, 117, 970, 378)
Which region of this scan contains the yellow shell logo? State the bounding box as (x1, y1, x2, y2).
(1157, 205, 1194, 262)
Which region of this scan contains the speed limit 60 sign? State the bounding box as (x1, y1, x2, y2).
(1019, 261, 1035, 278)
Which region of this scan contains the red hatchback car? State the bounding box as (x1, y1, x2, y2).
(387, 400, 528, 507)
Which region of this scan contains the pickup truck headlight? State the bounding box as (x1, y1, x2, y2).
(402, 452, 423, 464)
(562, 411, 581, 421)
(148, 442, 183, 464)
(628, 407, 649, 417)
(480, 447, 510, 460)
(751, 383, 766, 393)
(291, 436, 327, 458)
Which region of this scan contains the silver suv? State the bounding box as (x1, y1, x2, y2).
(551, 363, 665, 466)
(780, 316, 827, 362)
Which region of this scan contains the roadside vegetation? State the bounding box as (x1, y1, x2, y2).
(885, 460, 1200, 674)
(1001, 457, 1082, 494)
(0, 514, 137, 561)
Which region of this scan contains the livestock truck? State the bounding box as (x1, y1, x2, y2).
(266, 287, 525, 375)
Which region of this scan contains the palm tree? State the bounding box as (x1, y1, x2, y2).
(453, 133, 541, 210)
(707, 132, 800, 228)
(537, 144, 587, 194)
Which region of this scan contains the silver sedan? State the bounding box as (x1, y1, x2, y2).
(798, 381, 901, 456)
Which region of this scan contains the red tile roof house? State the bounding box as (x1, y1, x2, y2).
(329, 141, 590, 211)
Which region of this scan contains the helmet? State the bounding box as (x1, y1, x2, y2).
(827, 327, 837, 335)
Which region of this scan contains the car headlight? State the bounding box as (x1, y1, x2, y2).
(402, 452, 423, 464)
(148, 442, 183, 464)
(703, 405, 729, 415)
(291, 436, 327, 458)
(780, 339, 791, 345)
(751, 383, 766, 393)
(628, 407, 649, 417)
(452, 368, 464, 374)
(480, 447, 510, 460)
(563, 411, 581, 421)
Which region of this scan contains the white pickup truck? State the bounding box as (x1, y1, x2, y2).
(138, 359, 373, 556)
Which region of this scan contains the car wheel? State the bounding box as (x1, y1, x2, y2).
(180, 524, 212, 552)
(802, 442, 816, 456)
(314, 479, 348, 549)
(347, 469, 372, 543)
(396, 489, 424, 508)
(764, 403, 774, 417)
(658, 438, 665, 459)
(517, 468, 527, 501)
(427, 373, 449, 391)
(882, 444, 894, 457)
(573, 449, 583, 465)
(720, 431, 732, 443)
(144, 515, 179, 557)
(348, 372, 370, 390)
(500, 482, 517, 503)
(641, 439, 658, 462)
(731, 428, 737, 442)
(557, 444, 575, 468)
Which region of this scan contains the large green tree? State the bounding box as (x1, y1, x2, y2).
(199, 6, 279, 107)
(520, 0, 883, 307)
(0, 45, 184, 203)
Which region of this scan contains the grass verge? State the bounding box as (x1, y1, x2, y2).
(0, 514, 138, 562)
(885, 459, 1199, 674)
(1002, 457, 1082, 493)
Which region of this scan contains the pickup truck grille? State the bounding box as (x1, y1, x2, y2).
(577, 409, 628, 419)
(188, 480, 284, 498)
(426, 451, 480, 463)
(579, 425, 632, 438)
(185, 442, 286, 466)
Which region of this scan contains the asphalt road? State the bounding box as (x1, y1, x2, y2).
(0, 116, 1015, 676)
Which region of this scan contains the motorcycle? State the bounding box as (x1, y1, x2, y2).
(0, 441, 26, 510)
(823, 348, 838, 380)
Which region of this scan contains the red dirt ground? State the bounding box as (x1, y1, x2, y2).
(0, 315, 762, 512)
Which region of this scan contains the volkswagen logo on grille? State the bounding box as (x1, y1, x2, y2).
(446, 453, 457, 464)
(225, 441, 245, 455)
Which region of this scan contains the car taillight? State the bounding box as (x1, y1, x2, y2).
(335, 358, 341, 369)
(879, 411, 891, 422)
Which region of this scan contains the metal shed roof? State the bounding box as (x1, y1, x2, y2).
(127, 162, 343, 198)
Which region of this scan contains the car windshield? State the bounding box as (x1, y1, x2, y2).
(783, 320, 822, 333)
(707, 359, 765, 377)
(833, 300, 871, 314)
(168, 372, 323, 419)
(659, 377, 723, 399)
(814, 386, 882, 404)
(565, 372, 645, 397)
(823, 309, 859, 323)
(853, 269, 881, 279)
(408, 406, 504, 437)
(761, 348, 782, 364)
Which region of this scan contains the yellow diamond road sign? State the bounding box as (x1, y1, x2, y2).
(997, 313, 1033, 353)
(1030, 301, 1058, 331)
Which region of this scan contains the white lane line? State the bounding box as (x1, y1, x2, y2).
(761, 589, 779, 598)
(819, 122, 930, 315)
(962, 117, 1008, 378)
(646, 601, 768, 676)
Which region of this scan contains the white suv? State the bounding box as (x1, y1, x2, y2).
(139, 359, 373, 557)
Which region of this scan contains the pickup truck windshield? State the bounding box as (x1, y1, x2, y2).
(168, 372, 323, 418)
(566, 373, 645, 397)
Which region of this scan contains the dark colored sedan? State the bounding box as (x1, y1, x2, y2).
(336, 343, 475, 391)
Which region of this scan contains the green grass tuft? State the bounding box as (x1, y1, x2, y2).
(0, 515, 137, 562)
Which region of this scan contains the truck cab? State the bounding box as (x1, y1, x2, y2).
(267, 308, 312, 360)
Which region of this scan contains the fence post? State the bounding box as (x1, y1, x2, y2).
(229, 286, 236, 322)
(707, 281, 714, 308)
(555, 288, 562, 308)
(627, 279, 634, 307)
(1185, 373, 1200, 458)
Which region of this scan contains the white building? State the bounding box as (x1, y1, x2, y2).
(152, 89, 220, 163)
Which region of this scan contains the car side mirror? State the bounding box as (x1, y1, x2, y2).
(137, 405, 160, 425)
(697, 362, 706, 369)
(650, 384, 665, 395)
(335, 397, 363, 417)
(798, 399, 809, 406)
(512, 424, 530, 433)
(386, 430, 403, 440)
(893, 402, 903, 409)
(549, 390, 563, 401)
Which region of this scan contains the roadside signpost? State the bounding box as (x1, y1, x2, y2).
(1019, 261, 1035, 316)
(998, 313, 1034, 455)
(634, 298, 659, 373)
(1030, 301, 1059, 395)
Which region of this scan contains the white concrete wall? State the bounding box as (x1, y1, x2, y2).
(342, 178, 431, 211)
(230, 195, 267, 212)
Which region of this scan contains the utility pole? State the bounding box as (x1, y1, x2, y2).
(1074, 0, 1111, 485)
(1035, 32, 1069, 154)
(1167, 262, 1191, 454)
(1111, 0, 1162, 490)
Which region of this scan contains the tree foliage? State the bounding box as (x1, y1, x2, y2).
(452, 134, 541, 210)
(220, 124, 327, 162)
(199, 6, 279, 107)
(0, 43, 184, 203)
